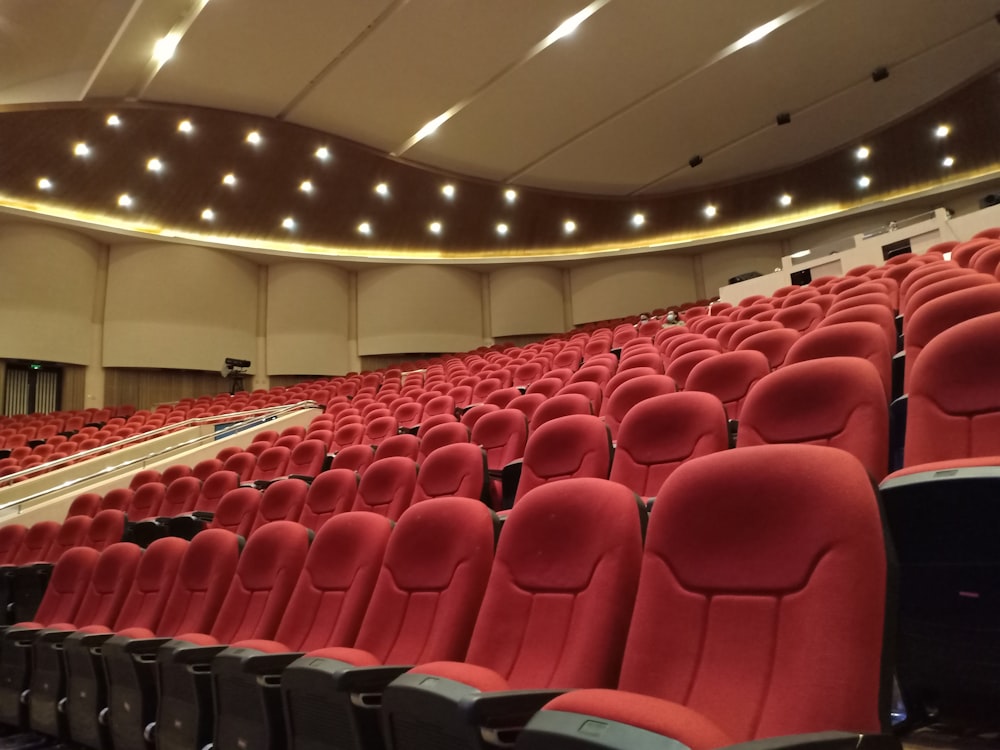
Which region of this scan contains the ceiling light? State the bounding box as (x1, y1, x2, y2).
(545, 3, 604, 44)
(413, 113, 451, 142)
(357, 222, 372, 236)
(934, 124, 950, 138)
(246, 130, 261, 145)
(496, 223, 509, 236)
(222, 173, 236, 186)
(790, 249, 811, 259)
(504, 188, 517, 203)
(315, 146, 330, 161)
(441, 184, 455, 199)
(178, 119, 193, 133)
(106, 114, 121, 127)
(282, 217, 296, 230)
(37, 178, 52, 191)
(857, 175, 871, 188)
(942, 156, 955, 168)
(117, 194, 133, 208)
(732, 18, 783, 51)
(855, 146, 870, 160)
(631, 213, 645, 227)
(73, 142, 90, 157)
(152, 33, 180, 63)
(703, 204, 717, 218)
(375, 182, 389, 197)
(146, 158, 163, 172)
(779, 194, 793, 207)
(299, 180, 313, 193)
(201, 208, 214, 221)
(563, 220, 577, 234)
(429, 221, 443, 235)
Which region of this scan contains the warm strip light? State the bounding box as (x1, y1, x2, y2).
(153, 33, 181, 63)
(790, 249, 811, 258)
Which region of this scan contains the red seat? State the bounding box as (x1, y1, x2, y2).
(785, 321, 893, 401)
(364, 415, 399, 447)
(413, 443, 489, 504)
(506, 393, 547, 423)
(665, 350, 720, 389)
(684, 350, 770, 420)
(282, 497, 498, 750)
(471, 409, 529, 509)
(65, 493, 101, 519)
(283, 438, 328, 479)
(125, 482, 166, 522)
(380, 477, 644, 748)
(84, 510, 126, 551)
(602, 374, 677, 440)
(297, 469, 360, 531)
(251, 446, 291, 484)
(818, 304, 898, 360)
(206, 488, 261, 537)
(152, 521, 312, 750)
(222, 452, 257, 482)
(528, 393, 593, 432)
(610, 392, 729, 497)
(372, 433, 419, 463)
(101, 526, 242, 750)
(350, 456, 419, 521)
(127, 469, 162, 491)
(738, 358, 888, 480)
(210, 512, 392, 750)
(248, 478, 310, 534)
(0, 525, 27, 565)
(733, 327, 799, 369)
(417, 421, 470, 464)
(518, 444, 891, 750)
(514, 415, 613, 504)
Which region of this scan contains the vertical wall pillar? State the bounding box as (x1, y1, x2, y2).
(253, 265, 269, 391)
(84, 245, 108, 407)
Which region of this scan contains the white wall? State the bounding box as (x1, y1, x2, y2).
(570, 254, 696, 324)
(489, 265, 565, 336)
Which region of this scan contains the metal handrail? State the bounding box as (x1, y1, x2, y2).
(0, 400, 320, 514)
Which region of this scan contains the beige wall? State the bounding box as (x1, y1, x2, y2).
(569, 254, 696, 324)
(0, 224, 103, 365)
(699, 241, 785, 299)
(489, 265, 565, 337)
(103, 243, 258, 371)
(357, 265, 485, 355)
(266, 261, 351, 375)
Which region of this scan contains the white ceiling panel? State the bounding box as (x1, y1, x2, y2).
(143, 0, 395, 116)
(285, 0, 588, 153)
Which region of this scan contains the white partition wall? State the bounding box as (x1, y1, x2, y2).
(266, 261, 351, 375)
(489, 265, 565, 337)
(357, 264, 485, 355)
(103, 243, 259, 371)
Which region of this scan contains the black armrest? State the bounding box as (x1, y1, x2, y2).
(460, 689, 566, 728)
(164, 642, 228, 665)
(288, 474, 316, 484)
(190, 511, 214, 521)
(333, 664, 413, 692)
(888, 394, 908, 474)
(69, 631, 115, 649)
(723, 731, 900, 750)
(501, 460, 523, 510)
(36, 628, 76, 645)
(241, 651, 304, 675)
(4, 626, 42, 646)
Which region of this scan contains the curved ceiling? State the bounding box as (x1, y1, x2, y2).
(1, 0, 999, 258)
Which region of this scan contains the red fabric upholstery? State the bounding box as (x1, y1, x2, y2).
(364, 416, 399, 447)
(158, 477, 202, 517)
(27, 547, 99, 627)
(685, 350, 770, 420)
(413, 443, 488, 503)
(738, 358, 888, 480)
(222, 452, 257, 482)
(195, 470, 240, 513)
(373, 434, 419, 462)
(786, 321, 893, 400)
(109, 537, 187, 632)
(773, 301, 823, 333)
(734, 328, 799, 369)
(126, 483, 166, 521)
(528, 393, 593, 432)
(416, 413, 459, 437)
(903, 311, 1000, 466)
(207, 488, 261, 537)
(11, 521, 59, 564)
(284, 439, 327, 477)
(417, 422, 470, 464)
(331, 422, 366, 451)
(351, 456, 418, 521)
(68, 543, 143, 629)
(251, 446, 291, 482)
(524, 377, 564, 399)
(329, 443, 377, 474)
(248, 478, 309, 534)
(603, 374, 676, 440)
(85, 509, 126, 551)
(234, 512, 391, 652)
(610, 393, 729, 497)
(0, 524, 26, 565)
(904, 272, 996, 325)
(43, 516, 92, 562)
(128, 469, 161, 491)
(515, 415, 613, 502)
(298, 469, 359, 531)
(178, 521, 310, 645)
(66, 493, 101, 519)
(665, 350, 720, 389)
(505, 393, 546, 422)
(818, 304, 898, 360)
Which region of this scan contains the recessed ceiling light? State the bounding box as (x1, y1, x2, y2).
(201, 208, 215, 221)
(779, 194, 793, 207)
(118, 193, 133, 208)
(496, 223, 509, 236)
(146, 157, 163, 172)
(375, 182, 389, 197)
(282, 217, 296, 230)
(315, 146, 330, 161)
(857, 175, 871, 188)
(703, 204, 717, 218)
(790, 249, 811, 259)
(178, 119, 193, 133)
(429, 221, 443, 235)
(222, 173, 237, 186)
(631, 212, 645, 227)
(73, 142, 90, 157)
(106, 114, 121, 127)
(855, 146, 870, 160)
(299, 180, 313, 193)
(246, 130, 262, 145)
(504, 188, 518, 203)
(546, 3, 604, 44)
(152, 33, 180, 64)
(934, 124, 950, 138)
(563, 220, 577, 234)
(357, 221, 372, 236)
(37, 178, 52, 191)
(941, 156, 955, 168)
(441, 184, 455, 199)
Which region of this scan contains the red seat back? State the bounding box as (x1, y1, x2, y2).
(515, 415, 613, 502)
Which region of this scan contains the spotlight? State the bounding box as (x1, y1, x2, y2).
(689, 155, 703, 168)
(776, 112, 791, 126)
(871, 66, 889, 82)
